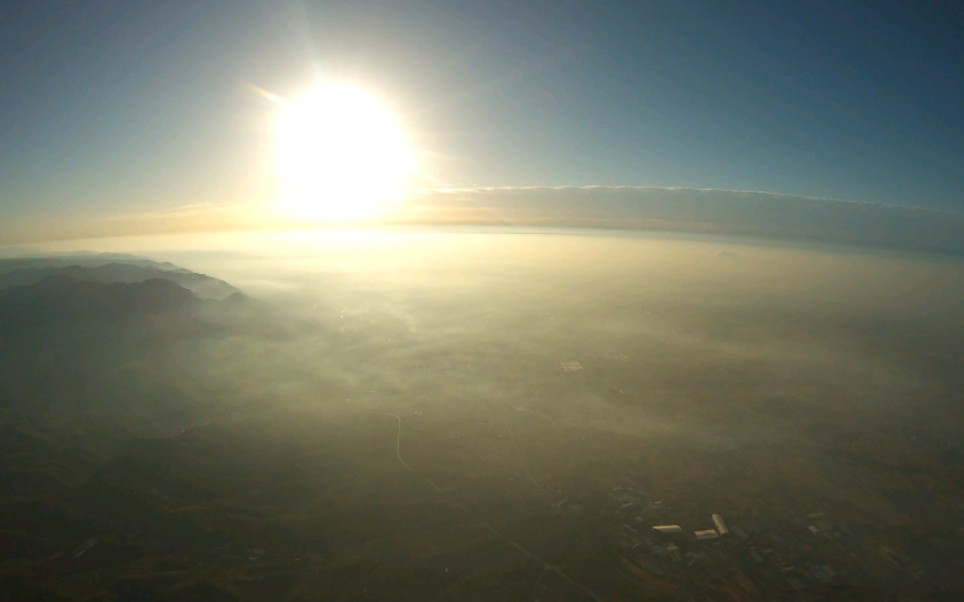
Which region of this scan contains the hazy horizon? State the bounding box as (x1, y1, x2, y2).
(2, 229, 961, 599)
(3, 2, 963, 599)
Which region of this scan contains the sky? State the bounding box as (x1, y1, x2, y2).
(1, 0, 962, 236)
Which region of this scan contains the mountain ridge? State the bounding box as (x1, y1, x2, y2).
(0, 256, 240, 300)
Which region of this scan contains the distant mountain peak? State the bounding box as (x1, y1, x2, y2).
(0, 275, 199, 326)
(0, 255, 240, 300)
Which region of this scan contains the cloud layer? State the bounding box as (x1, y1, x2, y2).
(399, 186, 964, 255)
(4, 186, 963, 255)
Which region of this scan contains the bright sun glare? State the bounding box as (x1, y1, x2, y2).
(275, 82, 415, 221)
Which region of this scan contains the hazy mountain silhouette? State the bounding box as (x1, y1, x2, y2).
(0, 259, 239, 300)
(0, 262, 245, 422)
(0, 276, 197, 329)
(0, 252, 182, 272)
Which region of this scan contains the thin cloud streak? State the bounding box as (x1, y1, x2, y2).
(401, 186, 964, 255)
(2, 186, 962, 255)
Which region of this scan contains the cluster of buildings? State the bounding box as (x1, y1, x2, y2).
(608, 484, 730, 545)
(601, 482, 869, 597)
(651, 512, 729, 542)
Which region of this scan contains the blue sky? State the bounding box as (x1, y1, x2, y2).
(2, 0, 962, 225)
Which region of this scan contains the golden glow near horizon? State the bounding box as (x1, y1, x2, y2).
(273, 82, 416, 221)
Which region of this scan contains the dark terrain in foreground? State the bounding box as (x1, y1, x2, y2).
(0, 245, 961, 601)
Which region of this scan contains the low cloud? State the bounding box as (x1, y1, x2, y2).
(4, 186, 962, 255)
(399, 186, 964, 255)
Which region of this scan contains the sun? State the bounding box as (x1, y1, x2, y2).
(274, 82, 416, 221)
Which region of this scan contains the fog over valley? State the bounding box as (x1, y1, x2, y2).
(1, 230, 961, 600)
(4, 2, 963, 599)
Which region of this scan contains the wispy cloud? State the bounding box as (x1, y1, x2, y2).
(398, 186, 964, 254)
(2, 186, 962, 254)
